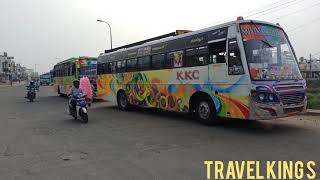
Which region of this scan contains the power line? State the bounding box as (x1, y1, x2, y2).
(251, 0, 305, 19)
(271, 1, 320, 21)
(245, 0, 300, 18)
(287, 16, 320, 33)
(313, 51, 320, 56)
(214, 0, 295, 24)
(242, 0, 297, 17)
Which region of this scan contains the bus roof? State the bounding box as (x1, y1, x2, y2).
(40, 72, 51, 76)
(55, 56, 97, 66)
(98, 19, 281, 63)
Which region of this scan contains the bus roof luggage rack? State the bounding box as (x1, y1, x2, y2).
(104, 30, 192, 54)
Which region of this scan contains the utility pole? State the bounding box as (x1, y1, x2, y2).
(309, 54, 312, 79)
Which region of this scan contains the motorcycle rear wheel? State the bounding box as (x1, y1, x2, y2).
(81, 113, 88, 123)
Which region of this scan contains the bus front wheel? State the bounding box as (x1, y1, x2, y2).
(117, 91, 129, 111)
(195, 96, 220, 126)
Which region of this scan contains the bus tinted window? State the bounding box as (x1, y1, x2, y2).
(138, 56, 151, 71)
(209, 40, 226, 64)
(97, 63, 102, 74)
(151, 54, 165, 69)
(228, 38, 244, 75)
(164, 53, 173, 69)
(116, 60, 126, 73)
(108, 62, 116, 73)
(64, 64, 68, 76)
(102, 63, 108, 73)
(127, 59, 137, 72)
(185, 46, 208, 67)
(71, 64, 76, 76)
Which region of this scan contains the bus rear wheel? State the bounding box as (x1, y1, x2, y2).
(195, 96, 220, 126)
(117, 91, 129, 111)
(57, 86, 61, 95)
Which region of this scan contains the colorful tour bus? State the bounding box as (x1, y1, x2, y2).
(96, 18, 306, 125)
(53, 57, 97, 96)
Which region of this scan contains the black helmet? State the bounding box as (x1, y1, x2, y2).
(73, 80, 80, 88)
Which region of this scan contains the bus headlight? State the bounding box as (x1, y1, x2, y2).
(269, 94, 274, 101)
(258, 93, 265, 101)
(251, 90, 279, 103)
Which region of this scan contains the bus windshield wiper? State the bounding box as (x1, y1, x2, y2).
(260, 40, 273, 48)
(250, 21, 273, 48)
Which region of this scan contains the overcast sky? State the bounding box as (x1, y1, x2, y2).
(0, 0, 319, 73)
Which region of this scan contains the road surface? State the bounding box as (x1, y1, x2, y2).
(0, 85, 320, 180)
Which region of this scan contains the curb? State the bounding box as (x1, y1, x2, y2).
(307, 109, 320, 115)
(0, 82, 26, 87)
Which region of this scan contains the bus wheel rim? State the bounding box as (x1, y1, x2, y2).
(120, 94, 127, 107)
(199, 101, 210, 119)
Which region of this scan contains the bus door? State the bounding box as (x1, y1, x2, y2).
(226, 36, 247, 119)
(208, 39, 228, 83)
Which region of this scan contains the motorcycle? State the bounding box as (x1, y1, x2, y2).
(68, 93, 89, 123)
(26, 86, 37, 102)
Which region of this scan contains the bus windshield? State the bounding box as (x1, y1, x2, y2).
(78, 60, 97, 77)
(240, 23, 302, 81)
(79, 66, 97, 76)
(40, 75, 50, 79)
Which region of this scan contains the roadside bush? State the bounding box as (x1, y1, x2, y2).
(307, 80, 320, 94)
(307, 92, 320, 109)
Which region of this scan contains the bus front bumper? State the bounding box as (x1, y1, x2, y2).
(250, 100, 307, 120)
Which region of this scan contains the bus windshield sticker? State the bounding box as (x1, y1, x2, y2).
(173, 51, 183, 68)
(240, 24, 286, 45)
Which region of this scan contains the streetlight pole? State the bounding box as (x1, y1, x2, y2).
(309, 54, 312, 79)
(97, 19, 113, 50)
(34, 64, 39, 76)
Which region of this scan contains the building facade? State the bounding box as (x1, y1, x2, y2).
(1, 52, 28, 82)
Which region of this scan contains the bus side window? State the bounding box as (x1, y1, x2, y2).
(137, 56, 151, 71)
(71, 64, 76, 76)
(151, 54, 165, 69)
(209, 40, 226, 64)
(64, 64, 68, 76)
(166, 52, 174, 68)
(186, 46, 208, 67)
(116, 60, 126, 73)
(97, 64, 101, 74)
(126, 59, 137, 72)
(108, 62, 116, 73)
(228, 38, 244, 75)
(102, 63, 107, 74)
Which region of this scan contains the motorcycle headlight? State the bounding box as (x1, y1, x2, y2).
(258, 93, 265, 101)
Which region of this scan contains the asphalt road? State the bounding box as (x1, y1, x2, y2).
(0, 84, 320, 180)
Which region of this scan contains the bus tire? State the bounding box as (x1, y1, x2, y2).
(57, 86, 61, 95)
(117, 90, 129, 111)
(195, 95, 220, 126)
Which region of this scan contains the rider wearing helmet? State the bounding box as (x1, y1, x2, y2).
(68, 80, 84, 112)
(25, 80, 37, 98)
